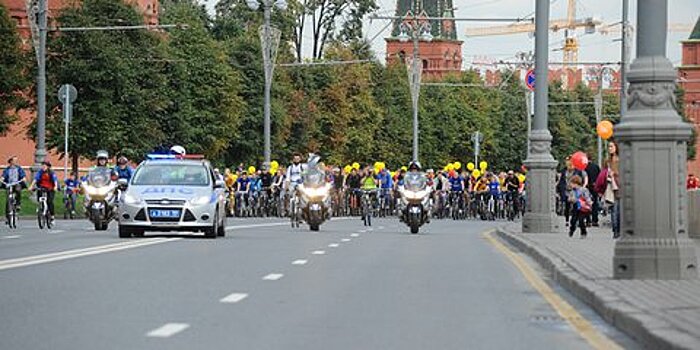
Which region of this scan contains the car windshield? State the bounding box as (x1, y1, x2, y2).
(132, 164, 210, 186)
(87, 167, 113, 187)
(405, 172, 427, 191)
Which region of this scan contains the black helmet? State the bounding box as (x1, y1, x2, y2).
(408, 161, 421, 171)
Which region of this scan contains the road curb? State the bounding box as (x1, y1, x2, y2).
(495, 225, 698, 350)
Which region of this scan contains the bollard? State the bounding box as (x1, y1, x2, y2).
(689, 190, 700, 239)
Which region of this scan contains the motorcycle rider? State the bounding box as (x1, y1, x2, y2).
(400, 161, 430, 223)
(113, 156, 134, 182)
(2, 156, 27, 222)
(170, 145, 186, 159)
(30, 161, 59, 223)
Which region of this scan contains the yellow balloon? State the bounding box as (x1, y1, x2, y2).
(479, 161, 488, 170)
(390, 171, 395, 178)
(352, 162, 360, 170)
(472, 169, 481, 178)
(248, 166, 256, 174)
(446, 164, 454, 171)
(467, 162, 475, 171)
(270, 160, 279, 169)
(454, 162, 461, 170)
(344, 165, 352, 173)
(401, 166, 408, 172)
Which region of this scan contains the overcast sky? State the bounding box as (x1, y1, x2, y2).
(203, 0, 699, 67)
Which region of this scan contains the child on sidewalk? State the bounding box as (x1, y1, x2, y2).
(568, 175, 592, 238)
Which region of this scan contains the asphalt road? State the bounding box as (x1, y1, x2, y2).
(0, 217, 636, 350)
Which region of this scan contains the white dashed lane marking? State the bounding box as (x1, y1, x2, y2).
(341, 238, 351, 242)
(350, 233, 359, 237)
(292, 259, 308, 265)
(146, 323, 190, 338)
(220, 293, 248, 303)
(328, 243, 339, 248)
(263, 273, 284, 281)
(312, 250, 326, 255)
(1, 235, 21, 239)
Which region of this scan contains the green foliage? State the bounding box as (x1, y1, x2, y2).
(0, 3, 30, 135)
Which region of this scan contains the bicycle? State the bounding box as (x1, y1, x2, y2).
(63, 188, 78, 220)
(361, 189, 375, 226)
(378, 188, 392, 217)
(2, 181, 22, 229)
(35, 188, 53, 230)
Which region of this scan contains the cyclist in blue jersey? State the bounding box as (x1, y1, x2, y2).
(113, 156, 134, 182)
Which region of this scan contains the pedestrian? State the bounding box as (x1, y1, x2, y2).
(558, 156, 584, 225)
(568, 175, 592, 238)
(595, 141, 621, 239)
(687, 173, 699, 190)
(585, 159, 601, 227)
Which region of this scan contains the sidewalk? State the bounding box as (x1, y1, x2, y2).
(497, 223, 700, 349)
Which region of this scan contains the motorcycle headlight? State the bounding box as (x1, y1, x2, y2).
(300, 185, 329, 200)
(190, 195, 211, 206)
(404, 190, 429, 200)
(85, 185, 112, 197)
(123, 193, 143, 205)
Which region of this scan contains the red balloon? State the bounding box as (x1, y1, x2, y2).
(571, 151, 589, 171)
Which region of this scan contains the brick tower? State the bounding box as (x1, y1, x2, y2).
(385, 0, 462, 80)
(680, 16, 700, 175)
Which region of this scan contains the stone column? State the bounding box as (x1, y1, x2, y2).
(522, 0, 560, 233)
(613, 0, 698, 279)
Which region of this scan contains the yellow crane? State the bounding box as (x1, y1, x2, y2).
(465, 0, 598, 65)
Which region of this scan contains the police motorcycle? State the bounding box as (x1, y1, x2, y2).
(398, 162, 432, 234)
(296, 154, 331, 231)
(83, 166, 120, 231)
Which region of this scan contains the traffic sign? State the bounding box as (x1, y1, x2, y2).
(58, 84, 77, 104)
(525, 69, 535, 91)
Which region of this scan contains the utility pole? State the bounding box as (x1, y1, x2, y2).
(471, 131, 483, 166)
(620, 0, 629, 116)
(33, 0, 48, 170)
(522, 0, 559, 233)
(613, 0, 697, 279)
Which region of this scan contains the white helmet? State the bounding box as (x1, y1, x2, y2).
(170, 145, 186, 156)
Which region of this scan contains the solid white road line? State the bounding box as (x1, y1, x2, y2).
(0, 238, 180, 271)
(262, 273, 284, 281)
(220, 293, 249, 303)
(350, 233, 359, 237)
(328, 243, 339, 248)
(146, 323, 190, 338)
(312, 250, 326, 255)
(1, 235, 21, 239)
(292, 259, 308, 265)
(49, 230, 65, 234)
(225, 222, 289, 231)
(378, 226, 385, 230)
(341, 238, 351, 242)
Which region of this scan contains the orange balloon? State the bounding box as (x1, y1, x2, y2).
(597, 120, 614, 140)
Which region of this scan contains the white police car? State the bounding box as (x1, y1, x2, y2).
(117, 155, 227, 238)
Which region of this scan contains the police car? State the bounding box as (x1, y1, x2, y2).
(117, 154, 227, 238)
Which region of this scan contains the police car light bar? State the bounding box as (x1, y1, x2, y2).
(145, 154, 206, 160)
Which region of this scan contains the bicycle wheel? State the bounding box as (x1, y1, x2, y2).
(46, 212, 53, 229)
(37, 206, 45, 229)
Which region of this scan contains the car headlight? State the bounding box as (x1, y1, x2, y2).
(190, 195, 212, 206)
(123, 193, 143, 205)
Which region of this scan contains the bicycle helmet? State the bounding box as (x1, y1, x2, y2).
(96, 150, 109, 160)
(408, 161, 422, 171)
(117, 156, 128, 165)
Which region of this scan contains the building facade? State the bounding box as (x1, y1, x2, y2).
(385, 0, 463, 79)
(680, 17, 700, 175)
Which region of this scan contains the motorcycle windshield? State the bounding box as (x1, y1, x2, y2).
(404, 173, 427, 191)
(87, 168, 113, 187)
(302, 169, 325, 188)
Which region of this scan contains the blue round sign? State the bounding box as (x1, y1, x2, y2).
(526, 69, 535, 91)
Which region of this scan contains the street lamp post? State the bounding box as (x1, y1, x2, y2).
(397, 16, 433, 163)
(33, 0, 48, 170)
(522, 0, 559, 233)
(612, 0, 697, 279)
(247, 0, 286, 168)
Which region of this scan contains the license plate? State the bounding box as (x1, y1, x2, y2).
(149, 209, 181, 218)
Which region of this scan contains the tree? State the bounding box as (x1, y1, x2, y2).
(45, 0, 170, 170)
(0, 3, 30, 135)
(160, 0, 245, 160)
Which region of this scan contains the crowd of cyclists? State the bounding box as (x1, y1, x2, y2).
(219, 154, 529, 222)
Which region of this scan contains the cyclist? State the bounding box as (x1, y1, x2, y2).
(285, 153, 306, 196)
(448, 170, 466, 214)
(360, 168, 378, 215)
(504, 170, 521, 214)
(487, 173, 501, 218)
(235, 171, 250, 214)
(113, 156, 134, 182)
(376, 168, 393, 212)
(30, 161, 59, 223)
(2, 156, 27, 222)
(64, 171, 80, 217)
(346, 168, 361, 215)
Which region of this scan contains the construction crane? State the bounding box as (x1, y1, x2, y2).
(464, 0, 600, 66)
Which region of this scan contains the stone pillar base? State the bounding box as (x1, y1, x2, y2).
(522, 130, 560, 233)
(613, 238, 698, 279)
